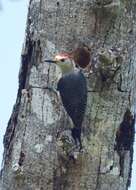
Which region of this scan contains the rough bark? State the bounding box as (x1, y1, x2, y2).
(0, 0, 136, 190)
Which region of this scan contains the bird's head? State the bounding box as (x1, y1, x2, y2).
(45, 53, 74, 74)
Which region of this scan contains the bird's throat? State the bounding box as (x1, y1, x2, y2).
(58, 61, 74, 75)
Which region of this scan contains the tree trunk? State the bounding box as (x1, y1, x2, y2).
(1, 0, 136, 190)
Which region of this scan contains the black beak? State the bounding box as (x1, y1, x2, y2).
(44, 59, 57, 63)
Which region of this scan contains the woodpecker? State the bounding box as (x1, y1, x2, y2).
(52, 46, 91, 69)
(45, 53, 87, 149)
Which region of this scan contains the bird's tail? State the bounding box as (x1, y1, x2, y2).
(71, 127, 82, 150)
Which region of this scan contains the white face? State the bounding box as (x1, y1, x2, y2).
(55, 54, 74, 74)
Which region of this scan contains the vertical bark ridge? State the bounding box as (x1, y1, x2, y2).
(1, 0, 136, 190)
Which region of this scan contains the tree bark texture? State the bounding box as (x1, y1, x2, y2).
(1, 0, 136, 190)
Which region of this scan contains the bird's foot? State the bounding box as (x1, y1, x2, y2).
(73, 142, 83, 152)
(79, 148, 84, 153)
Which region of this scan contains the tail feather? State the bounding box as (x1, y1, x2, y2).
(71, 127, 82, 150)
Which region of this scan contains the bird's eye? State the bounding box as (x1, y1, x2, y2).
(61, 59, 65, 62)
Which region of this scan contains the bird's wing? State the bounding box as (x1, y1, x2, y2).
(57, 71, 87, 128)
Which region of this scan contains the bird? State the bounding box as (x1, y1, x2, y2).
(49, 46, 91, 69)
(44, 53, 87, 150)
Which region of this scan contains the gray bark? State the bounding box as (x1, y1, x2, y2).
(0, 0, 136, 190)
